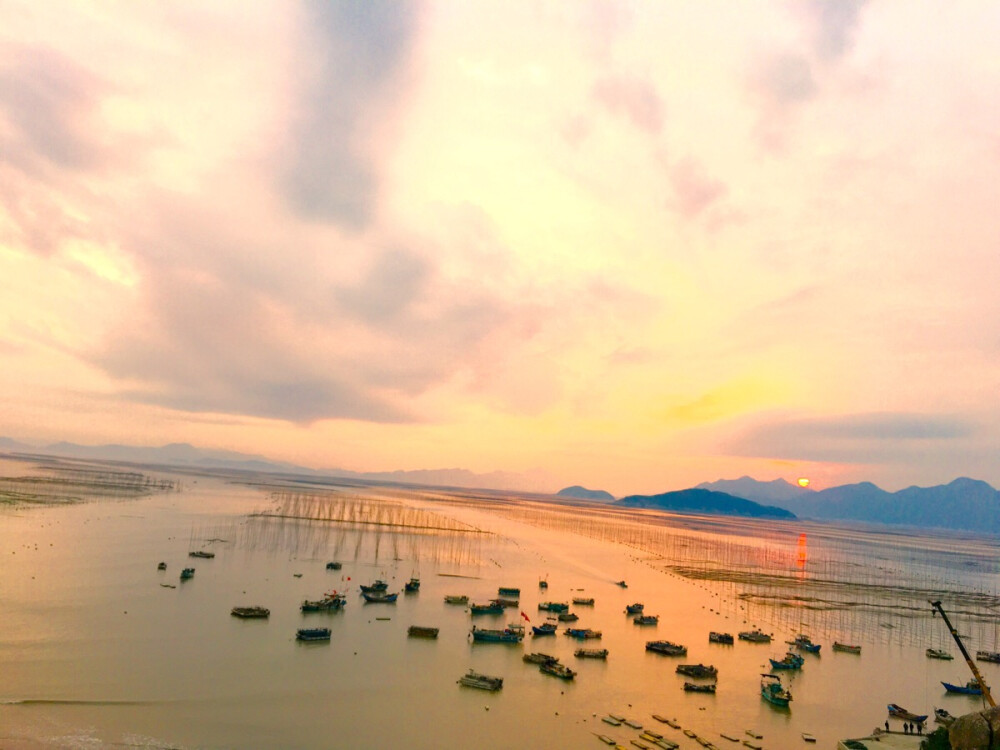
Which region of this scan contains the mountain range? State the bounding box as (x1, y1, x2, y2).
(618, 488, 795, 519)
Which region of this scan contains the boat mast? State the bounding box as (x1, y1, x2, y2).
(929, 599, 996, 708)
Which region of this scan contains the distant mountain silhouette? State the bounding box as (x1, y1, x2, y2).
(556, 485, 615, 501)
(617, 488, 796, 519)
(697, 476, 813, 504)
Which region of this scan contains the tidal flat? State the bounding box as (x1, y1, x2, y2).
(1, 456, 997, 748)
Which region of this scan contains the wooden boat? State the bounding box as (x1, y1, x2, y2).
(738, 630, 771, 643)
(361, 591, 398, 603)
(157, 562, 167, 570)
(832, 641, 861, 654)
(634, 615, 659, 625)
(444, 594, 468, 605)
(532, 622, 557, 636)
(683, 730, 697, 738)
(640, 730, 663, 740)
(708, 631, 734, 644)
(744, 731, 762, 739)
(596, 735, 616, 745)
(498, 586, 520, 597)
(719, 734, 739, 743)
(470, 601, 504, 615)
(231, 606, 270, 618)
(760, 673, 791, 707)
(523, 652, 557, 664)
(359, 580, 388, 593)
(676, 664, 717, 678)
(407, 625, 439, 638)
(457, 669, 502, 691)
(650, 714, 672, 724)
(575, 648, 609, 659)
(180, 568, 195, 580)
(301, 593, 346, 612)
(565, 627, 602, 639)
(189, 550, 215, 558)
(602, 716, 622, 726)
(802, 733, 816, 743)
(664, 719, 681, 729)
(296, 627, 331, 641)
(646, 640, 687, 656)
(471, 623, 525, 643)
(623, 718, 643, 729)
(683, 682, 716, 693)
(942, 679, 985, 695)
(926, 648, 953, 660)
(538, 601, 569, 612)
(625, 603, 645, 614)
(540, 661, 576, 679)
(494, 597, 519, 608)
(887, 704, 928, 722)
(789, 634, 821, 653)
(558, 611, 579, 621)
(742, 743, 762, 750)
(977, 650, 1000, 663)
(325, 561, 341, 570)
(616, 580, 628, 588)
(769, 652, 804, 670)
(934, 707, 955, 725)
(631, 741, 652, 750)
(403, 577, 420, 592)
(573, 597, 595, 605)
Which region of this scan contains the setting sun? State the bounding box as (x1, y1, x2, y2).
(797, 478, 810, 488)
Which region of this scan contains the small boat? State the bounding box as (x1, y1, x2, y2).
(683, 682, 716, 693)
(160, 583, 176, 588)
(761, 673, 791, 707)
(640, 731, 663, 740)
(942, 679, 985, 695)
(157, 562, 167, 570)
(745, 731, 762, 739)
(457, 669, 502, 691)
(296, 627, 331, 641)
(494, 597, 519, 608)
(650, 715, 671, 724)
(231, 606, 270, 618)
(523, 652, 558, 664)
(738, 630, 771, 643)
(887, 704, 928, 722)
(789, 634, 821, 653)
(359, 580, 388, 593)
(977, 650, 1000, 663)
(538, 579, 548, 589)
(769, 652, 804, 670)
(532, 622, 557, 636)
(498, 586, 521, 597)
(301, 593, 347, 612)
(709, 631, 734, 644)
(926, 648, 953, 660)
(631, 741, 652, 750)
(602, 717, 623, 726)
(676, 664, 717, 678)
(444, 594, 469, 605)
(719, 734, 740, 743)
(802, 733, 816, 743)
(832, 641, 861, 654)
(646, 640, 687, 656)
(407, 625, 439, 638)
(664, 718, 681, 729)
(470, 601, 504, 615)
(573, 597, 595, 605)
(634, 615, 659, 625)
(743, 743, 762, 750)
(361, 591, 398, 603)
(566, 627, 602, 639)
(683, 730, 697, 738)
(404, 578, 420, 592)
(597, 735, 617, 745)
(540, 661, 576, 679)
(616, 580, 628, 588)
(625, 603, 645, 614)
(539, 601, 569, 612)
(934, 707, 955, 725)
(575, 648, 609, 659)
(471, 623, 525, 643)
(180, 568, 195, 580)
(623, 719, 643, 729)
(189, 550, 215, 559)
(325, 561, 341, 570)
(558, 611, 579, 622)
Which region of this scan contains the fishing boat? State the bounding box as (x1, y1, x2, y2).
(942, 679, 985, 695)
(295, 627, 331, 641)
(832, 641, 861, 654)
(709, 631, 734, 644)
(361, 591, 398, 603)
(789, 634, 821, 653)
(469, 601, 504, 615)
(494, 597, 519, 608)
(676, 664, 717, 678)
(634, 615, 659, 625)
(540, 661, 576, 679)
(573, 597, 595, 605)
(926, 648, 953, 660)
(977, 650, 1000, 663)
(471, 623, 525, 643)
(760, 674, 792, 707)
(301, 593, 347, 612)
(180, 567, 195, 580)
(769, 652, 804, 670)
(646, 640, 687, 656)
(532, 622, 557, 636)
(498, 586, 520, 596)
(625, 603, 645, 614)
(189, 550, 215, 558)
(457, 669, 502, 691)
(325, 561, 341, 570)
(934, 708, 955, 725)
(538, 578, 548, 589)
(444, 594, 468, 605)
(558, 611, 579, 621)
(683, 682, 716, 693)
(887, 704, 928, 722)
(565, 627, 602, 639)
(523, 652, 558, 664)
(738, 630, 771, 643)
(538, 601, 569, 612)
(231, 606, 270, 618)
(616, 580, 628, 588)
(359, 580, 388, 593)
(802, 733, 816, 743)
(404, 577, 420, 592)
(157, 562, 167, 570)
(602, 716, 623, 726)
(407, 625, 439, 638)
(575, 648, 609, 659)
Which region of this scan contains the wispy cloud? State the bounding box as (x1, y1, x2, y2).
(592, 74, 664, 134)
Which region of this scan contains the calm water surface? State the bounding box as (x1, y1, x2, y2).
(2, 464, 997, 748)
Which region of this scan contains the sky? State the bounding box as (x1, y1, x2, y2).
(1, 1, 998, 496)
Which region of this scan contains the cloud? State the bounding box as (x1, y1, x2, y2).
(754, 52, 818, 109)
(797, 0, 870, 63)
(668, 157, 728, 218)
(592, 74, 664, 134)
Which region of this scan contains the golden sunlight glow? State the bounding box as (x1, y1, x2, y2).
(62, 240, 138, 287)
(797, 478, 810, 488)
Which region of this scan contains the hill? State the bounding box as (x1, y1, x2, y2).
(617, 488, 796, 519)
(556, 485, 615, 501)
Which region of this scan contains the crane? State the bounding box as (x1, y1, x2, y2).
(930, 599, 995, 708)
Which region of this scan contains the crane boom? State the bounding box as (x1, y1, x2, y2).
(930, 599, 996, 707)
